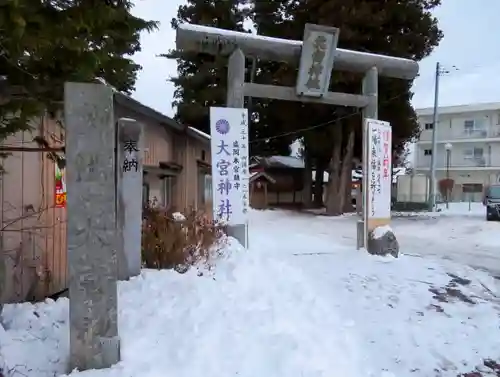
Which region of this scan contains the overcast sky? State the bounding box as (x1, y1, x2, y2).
(131, 0, 500, 117)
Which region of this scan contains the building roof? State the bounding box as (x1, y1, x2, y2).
(114, 92, 210, 144)
(187, 126, 210, 141)
(251, 155, 403, 183)
(415, 102, 500, 117)
(250, 171, 276, 184)
(251, 155, 304, 169)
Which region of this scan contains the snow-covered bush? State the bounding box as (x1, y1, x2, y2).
(141, 201, 225, 273)
(172, 211, 186, 222)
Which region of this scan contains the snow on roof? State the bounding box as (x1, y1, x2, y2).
(352, 170, 362, 179)
(254, 155, 404, 183)
(252, 155, 304, 169)
(266, 156, 304, 168)
(415, 102, 500, 117)
(250, 171, 276, 183)
(187, 126, 210, 140)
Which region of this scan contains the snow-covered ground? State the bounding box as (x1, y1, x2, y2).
(308, 202, 500, 277)
(395, 202, 500, 277)
(1, 203, 500, 377)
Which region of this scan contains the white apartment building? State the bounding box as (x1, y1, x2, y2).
(414, 102, 500, 202)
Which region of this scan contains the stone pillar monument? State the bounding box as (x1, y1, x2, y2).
(65, 82, 120, 371)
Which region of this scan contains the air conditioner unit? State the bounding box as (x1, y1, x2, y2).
(480, 130, 487, 137)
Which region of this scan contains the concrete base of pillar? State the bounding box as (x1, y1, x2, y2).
(226, 224, 248, 249)
(356, 220, 364, 250)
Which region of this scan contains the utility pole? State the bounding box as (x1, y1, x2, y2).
(428, 62, 440, 211)
(428, 63, 458, 211)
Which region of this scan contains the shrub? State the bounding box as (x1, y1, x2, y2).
(141, 200, 225, 273)
(438, 178, 454, 200)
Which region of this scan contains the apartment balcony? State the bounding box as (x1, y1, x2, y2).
(455, 127, 500, 139)
(415, 157, 500, 170)
(417, 126, 500, 143)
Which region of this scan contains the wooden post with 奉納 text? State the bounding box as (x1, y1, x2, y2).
(175, 22, 419, 255)
(116, 117, 144, 280)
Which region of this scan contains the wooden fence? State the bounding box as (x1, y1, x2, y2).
(1, 118, 67, 303)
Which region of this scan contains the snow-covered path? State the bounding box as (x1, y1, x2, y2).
(1, 205, 500, 377)
(394, 214, 500, 277)
(256, 203, 500, 277)
(249, 208, 500, 376)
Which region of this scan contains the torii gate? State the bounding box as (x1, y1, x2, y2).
(175, 23, 419, 254)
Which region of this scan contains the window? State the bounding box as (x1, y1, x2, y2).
(201, 149, 206, 161)
(464, 120, 475, 131)
(424, 123, 433, 130)
(463, 119, 484, 135)
(462, 183, 483, 193)
(142, 182, 150, 207)
(161, 176, 175, 208)
(424, 149, 432, 156)
(198, 172, 212, 205)
(464, 147, 483, 159)
(204, 174, 212, 203)
(486, 185, 500, 199)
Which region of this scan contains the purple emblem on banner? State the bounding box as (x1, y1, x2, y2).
(215, 119, 230, 134)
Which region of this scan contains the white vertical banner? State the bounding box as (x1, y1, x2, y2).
(210, 107, 250, 225)
(364, 119, 392, 221)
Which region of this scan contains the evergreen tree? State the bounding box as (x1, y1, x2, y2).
(251, 0, 442, 210)
(295, 0, 443, 159)
(252, 0, 443, 160)
(163, 0, 248, 135)
(0, 0, 158, 140)
(249, 0, 301, 156)
(165, 0, 291, 156)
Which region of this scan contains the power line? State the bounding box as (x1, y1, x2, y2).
(250, 116, 339, 144)
(439, 62, 500, 76)
(249, 91, 410, 144)
(252, 62, 495, 145)
(438, 64, 459, 76)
